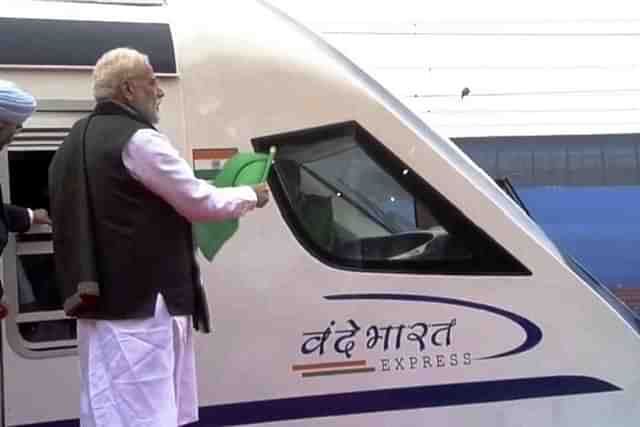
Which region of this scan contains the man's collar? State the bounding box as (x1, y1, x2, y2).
(111, 101, 138, 117)
(93, 100, 155, 129)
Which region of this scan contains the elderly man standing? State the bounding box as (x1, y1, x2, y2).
(49, 47, 269, 427)
(0, 81, 50, 319)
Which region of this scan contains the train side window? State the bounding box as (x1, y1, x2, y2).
(253, 121, 529, 275)
(4, 141, 77, 356)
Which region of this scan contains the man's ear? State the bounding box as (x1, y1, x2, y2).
(121, 81, 135, 102)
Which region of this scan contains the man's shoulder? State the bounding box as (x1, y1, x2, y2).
(127, 128, 174, 156)
(69, 115, 91, 132)
(132, 127, 166, 140)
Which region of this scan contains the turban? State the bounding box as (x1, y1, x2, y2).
(0, 80, 37, 125)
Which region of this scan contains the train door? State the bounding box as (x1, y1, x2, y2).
(1, 100, 93, 427)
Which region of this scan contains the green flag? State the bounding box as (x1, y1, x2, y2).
(194, 147, 275, 261)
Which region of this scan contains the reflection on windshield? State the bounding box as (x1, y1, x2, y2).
(261, 120, 529, 273)
(302, 143, 417, 235)
(272, 131, 476, 264)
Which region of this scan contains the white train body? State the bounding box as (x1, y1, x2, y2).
(0, 1, 638, 426)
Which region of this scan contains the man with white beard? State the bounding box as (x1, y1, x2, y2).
(49, 47, 269, 427)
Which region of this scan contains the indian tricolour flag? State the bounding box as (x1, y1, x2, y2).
(192, 147, 238, 181)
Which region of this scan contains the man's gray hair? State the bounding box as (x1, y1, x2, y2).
(92, 48, 150, 102)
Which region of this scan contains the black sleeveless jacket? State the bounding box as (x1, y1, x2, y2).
(50, 102, 207, 326)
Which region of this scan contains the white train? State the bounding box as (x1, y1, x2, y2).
(1, 1, 639, 426)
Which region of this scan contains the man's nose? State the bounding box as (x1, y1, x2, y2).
(157, 86, 165, 99)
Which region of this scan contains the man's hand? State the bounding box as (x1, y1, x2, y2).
(33, 208, 52, 225)
(0, 301, 8, 320)
(252, 183, 270, 208)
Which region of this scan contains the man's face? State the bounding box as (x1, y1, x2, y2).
(128, 63, 164, 124)
(0, 121, 21, 151)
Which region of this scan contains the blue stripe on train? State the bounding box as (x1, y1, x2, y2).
(19, 375, 619, 427)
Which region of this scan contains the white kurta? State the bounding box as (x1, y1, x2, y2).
(78, 128, 258, 427)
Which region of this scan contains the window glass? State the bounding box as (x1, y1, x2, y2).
(255, 122, 528, 274)
(19, 320, 77, 343)
(17, 254, 61, 312)
(7, 144, 76, 350)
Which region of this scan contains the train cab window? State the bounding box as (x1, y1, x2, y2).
(5, 145, 77, 352)
(253, 121, 529, 275)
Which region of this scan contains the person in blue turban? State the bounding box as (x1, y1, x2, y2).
(0, 80, 50, 319)
(0, 80, 37, 148)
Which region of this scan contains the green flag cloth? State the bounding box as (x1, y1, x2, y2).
(194, 147, 275, 261)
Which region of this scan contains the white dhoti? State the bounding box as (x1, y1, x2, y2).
(73, 120, 258, 427)
(78, 295, 198, 427)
